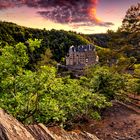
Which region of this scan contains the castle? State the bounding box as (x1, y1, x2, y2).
(66, 45, 99, 69)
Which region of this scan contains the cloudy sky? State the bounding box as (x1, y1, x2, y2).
(0, 0, 139, 34)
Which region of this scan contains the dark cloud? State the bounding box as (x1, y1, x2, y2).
(37, 0, 102, 26)
(71, 21, 114, 29)
(0, 0, 38, 9)
(0, 0, 27, 9)
(0, 0, 114, 28)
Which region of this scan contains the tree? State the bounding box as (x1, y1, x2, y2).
(0, 39, 41, 119)
(121, 3, 140, 33)
(83, 66, 126, 100)
(37, 48, 57, 67)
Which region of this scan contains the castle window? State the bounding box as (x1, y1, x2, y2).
(86, 58, 88, 63)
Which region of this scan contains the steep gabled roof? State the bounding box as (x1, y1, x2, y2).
(70, 44, 95, 52)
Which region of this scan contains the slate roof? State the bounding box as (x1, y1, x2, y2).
(70, 44, 95, 52)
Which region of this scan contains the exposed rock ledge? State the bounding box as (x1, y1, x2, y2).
(0, 109, 99, 140)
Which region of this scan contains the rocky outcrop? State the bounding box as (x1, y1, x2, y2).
(0, 109, 34, 140)
(26, 124, 100, 140)
(0, 109, 100, 140)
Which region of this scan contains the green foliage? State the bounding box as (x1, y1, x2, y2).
(0, 41, 110, 126)
(135, 80, 140, 95)
(97, 48, 113, 65)
(113, 56, 136, 73)
(87, 34, 109, 48)
(83, 66, 126, 100)
(0, 39, 139, 127)
(27, 38, 42, 52)
(134, 64, 140, 78)
(37, 48, 57, 67)
(123, 74, 139, 94)
(34, 76, 110, 124)
(0, 40, 41, 118)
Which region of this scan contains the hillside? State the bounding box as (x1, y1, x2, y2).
(88, 30, 140, 64)
(1, 21, 140, 69)
(87, 33, 109, 48)
(0, 21, 91, 66)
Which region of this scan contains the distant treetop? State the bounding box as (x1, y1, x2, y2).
(121, 3, 140, 33)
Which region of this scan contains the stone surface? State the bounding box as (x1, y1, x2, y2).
(0, 109, 35, 140)
(0, 109, 100, 140)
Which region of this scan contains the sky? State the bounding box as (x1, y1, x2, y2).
(0, 0, 139, 34)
